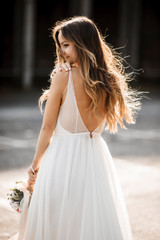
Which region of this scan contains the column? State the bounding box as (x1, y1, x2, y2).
(22, 0, 36, 89)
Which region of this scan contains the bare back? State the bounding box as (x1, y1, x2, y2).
(60, 68, 106, 133)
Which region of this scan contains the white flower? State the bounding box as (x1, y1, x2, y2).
(10, 201, 19, 210)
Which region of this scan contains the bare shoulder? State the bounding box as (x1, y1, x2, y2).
(50, 69, 69, 93)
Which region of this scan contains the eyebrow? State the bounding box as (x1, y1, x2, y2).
(60, 40, 69, 45)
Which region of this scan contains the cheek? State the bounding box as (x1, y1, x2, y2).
(72, 47, 78, 59)
(64, 47, 71, 55)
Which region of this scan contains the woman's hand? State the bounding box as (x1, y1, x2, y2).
(27, 166, 39, 193)
(52, 62, 71, 75)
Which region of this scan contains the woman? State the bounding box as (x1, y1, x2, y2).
(10, 16, 142, 240)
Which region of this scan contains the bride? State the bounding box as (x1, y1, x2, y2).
(9, 16, 142, 240)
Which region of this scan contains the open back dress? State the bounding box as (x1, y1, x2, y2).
(10, 69, 133, 240)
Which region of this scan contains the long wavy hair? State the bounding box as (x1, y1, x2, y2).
(39, 16, 143, 133)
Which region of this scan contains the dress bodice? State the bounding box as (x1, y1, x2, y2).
(54, 69, 106, 136)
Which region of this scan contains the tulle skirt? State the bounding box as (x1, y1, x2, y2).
(9, 133, 133, 240)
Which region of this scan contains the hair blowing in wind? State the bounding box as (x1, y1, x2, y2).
(39, 16, 143, 133)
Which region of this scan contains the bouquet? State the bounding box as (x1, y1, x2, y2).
(7, 180, 32, 213)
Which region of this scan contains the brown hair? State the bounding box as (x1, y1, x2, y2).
(39, 16, 143, 133)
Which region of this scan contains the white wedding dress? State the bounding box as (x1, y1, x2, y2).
(9, 70, 133, 240)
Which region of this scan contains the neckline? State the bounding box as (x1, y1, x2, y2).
(69, 70, 105, 133)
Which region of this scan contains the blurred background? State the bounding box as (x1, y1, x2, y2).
(0, 0, 160, 240)
(0, 0, 160, 90)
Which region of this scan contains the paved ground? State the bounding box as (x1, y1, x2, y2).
(0, 90, 160, 240)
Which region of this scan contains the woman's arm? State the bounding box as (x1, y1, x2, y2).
(32, 70, 68, 169)
(27, 70, 68, 187)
